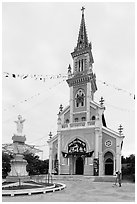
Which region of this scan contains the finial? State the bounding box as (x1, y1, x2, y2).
(49, 131, 52, 139)
(59, 104, 63, 114)
(118, 124, 123, 136)
(99, 97, 104, 106)
(81, 6, 85, 15)
(68, 64, 71, 73)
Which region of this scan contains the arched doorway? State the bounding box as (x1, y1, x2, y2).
(105, 158, 113, 175)
(76, 157, 84, 175)
(104, 152, 114, 175)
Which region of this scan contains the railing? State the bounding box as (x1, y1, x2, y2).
(70, 122, 85, 127)
(62, 120, 95, 129)
(30, 173, 53, 184)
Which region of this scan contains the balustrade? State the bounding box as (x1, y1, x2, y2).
(62, 120, 95, 129)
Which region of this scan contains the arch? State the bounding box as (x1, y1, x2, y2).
(66, 119, 69, 124)
(74, 118, 79, 122)
(104, 151, 114, 175)
(92, 115, 95, 120)
(81, 116, 86, 121)
(68, 138, 86, 153)
(64, 136, 91, 153)
(103, 148, 115, 157)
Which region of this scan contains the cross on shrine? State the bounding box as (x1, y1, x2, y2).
(81, 6, 85, 14)
(118, 124, 123, 135)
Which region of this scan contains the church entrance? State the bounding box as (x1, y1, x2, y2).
(105, 158, 113, 175)
(104, 152, 114, 175)
(76, 157, 84, 175)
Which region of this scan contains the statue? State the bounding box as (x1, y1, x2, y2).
(14, 115, 25, 135)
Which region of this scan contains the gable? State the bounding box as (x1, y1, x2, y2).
(102, 132, 116, 153)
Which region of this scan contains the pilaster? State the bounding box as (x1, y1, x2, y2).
(116, 137, 122, 172)
(95, 106, 105, 176)
(87, 82, 91, 122)
(69, 86, 73, 123)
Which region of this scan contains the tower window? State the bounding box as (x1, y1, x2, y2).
(81, 59, 84, 71)
(81, 117, 86, 121)
(66, 119, 69, 124)
(74, 118, 79, 122)
(75, 89, 85, 108)
(92, 116, 95, 120)
(79, 60, 81, 72)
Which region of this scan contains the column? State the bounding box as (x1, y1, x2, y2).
(113, 156, 116, 175)
(94, 128, 99, 158)
(49, 143, 53, 174)
(57, 132, 61, 175)
(95, 107, 104, 176)
(99, 152, 103, 176)
(116, 137, 122, 172)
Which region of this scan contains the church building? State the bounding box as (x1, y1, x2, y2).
(48, 8, 124, 176)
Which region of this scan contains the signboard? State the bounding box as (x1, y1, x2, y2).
(68, 138, 86, 153)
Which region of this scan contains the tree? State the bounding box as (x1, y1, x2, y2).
(2, 152, 12, 178)
(122, 154, 135, 182)
(24, 153, 49, 175)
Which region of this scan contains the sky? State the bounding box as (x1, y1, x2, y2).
(2, 2, 135, 159)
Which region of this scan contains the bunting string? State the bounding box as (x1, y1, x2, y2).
(97, 79, 135, 100)
(3, 78, 66, 112)
(3, 72, 67, 81)
(3, 71, 135, 99)
(94, 96, 134, 113)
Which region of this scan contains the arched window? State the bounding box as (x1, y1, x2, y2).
(74, 118, 78, 122)
(81, 59, 84, 71)
(92, 116, 95, 120)
(79, 60, 81, 72)
(81, 117, 86, 121)
(75, 89, 85, 108)
(66, 119, 69, 124)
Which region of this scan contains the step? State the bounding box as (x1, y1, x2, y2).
(52, 175, 116, 182)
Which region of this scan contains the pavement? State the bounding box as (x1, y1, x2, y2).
(2, 177, 135, 202)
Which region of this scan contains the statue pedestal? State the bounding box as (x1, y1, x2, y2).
(12, 134, 26, 143)
(7, 154, 30, 182)
(6, 134, 30, 182)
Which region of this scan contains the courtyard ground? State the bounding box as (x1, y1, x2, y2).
(2, 177, 135, 202)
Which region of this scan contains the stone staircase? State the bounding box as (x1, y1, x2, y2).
(52, 175, 116, 182)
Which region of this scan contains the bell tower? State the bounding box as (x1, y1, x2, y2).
(67, 7, 97, 124)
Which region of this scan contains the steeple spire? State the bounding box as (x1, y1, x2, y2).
(76, 7, 88, 50)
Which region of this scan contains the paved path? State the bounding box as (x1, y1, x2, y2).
(2, 179, 135, 202)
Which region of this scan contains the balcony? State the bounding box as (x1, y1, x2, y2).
(61, 120, 95, 129)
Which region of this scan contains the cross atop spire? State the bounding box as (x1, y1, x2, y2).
(81, 6, 85, 15)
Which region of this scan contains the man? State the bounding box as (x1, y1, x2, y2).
(117, 171, 122, 187)
(114, 171, 122, 187)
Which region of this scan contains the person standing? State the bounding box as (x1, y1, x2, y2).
(117, 171, 122, 187)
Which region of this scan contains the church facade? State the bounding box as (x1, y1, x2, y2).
(48, 8, 124, 176)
